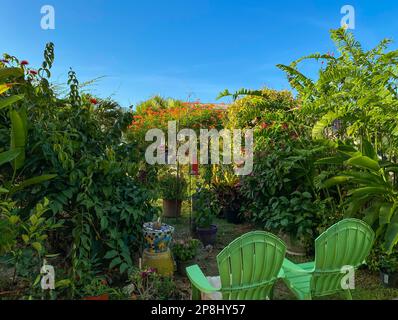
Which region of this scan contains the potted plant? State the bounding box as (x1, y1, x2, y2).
(193, 188, 219, 246)
(126, 267, 177, 300)
(158, 171, 187, 218)
(172, 238, 200, 275)
(211, 165, 243, 224)
(81, 278, 112, 300)
(380, 255, 398, 288)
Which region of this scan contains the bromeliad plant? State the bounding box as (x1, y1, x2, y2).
(158, 171, 188, 201)
(320, 141, 398, 253)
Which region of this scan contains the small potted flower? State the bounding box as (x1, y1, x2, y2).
(193, 188, 219, 246)
(158, 172, 187, 218)
(172, 238, 200, 275)
(380, 255, 398, 288)
(81, 278, 112, 300)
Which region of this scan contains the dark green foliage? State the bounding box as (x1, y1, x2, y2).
(158, 171, 187, 201)
(193, 188, 220, 228)
(0, 44, 158, 297)
(172, 238, 200, 262)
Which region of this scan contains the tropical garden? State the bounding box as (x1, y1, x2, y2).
(1, 28, 398, 300)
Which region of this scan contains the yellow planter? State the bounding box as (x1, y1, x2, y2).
(142, 248, 175, 277)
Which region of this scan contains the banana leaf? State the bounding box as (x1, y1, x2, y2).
(0, 149, 21, 167)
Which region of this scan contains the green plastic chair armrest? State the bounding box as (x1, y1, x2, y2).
(282, 258, 314, 274)
(186, 265, 220, 294)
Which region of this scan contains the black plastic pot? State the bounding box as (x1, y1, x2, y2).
(380, 270, 398, 288)
(196, 225, 218, 246)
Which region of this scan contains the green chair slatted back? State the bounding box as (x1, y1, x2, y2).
(216, 231, 286, 300)
(311, 218, 375, 297)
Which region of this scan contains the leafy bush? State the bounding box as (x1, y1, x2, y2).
(172, 238, 200, 262)
(240, 147, 333, 246)
(193, 187, 220, 228)
(158, 171, 187, 201)
(127, 100, 226, 155)
(210, 165, 241, 216)
(79, 277, 125, 299)
(221, 88, 297, 130)
(320, 141, 398, 253)
(0, 44, 158, 298)
(128, 268, 177, 300)
(278, 28, 398, 165)
(380, 255, 398, 274)
(0, 218, 16, 255)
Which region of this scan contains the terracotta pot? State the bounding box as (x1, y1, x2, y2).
(197, 225, 218, 246)
(83, 293, 109, 300)
(163, 199, 182, 218)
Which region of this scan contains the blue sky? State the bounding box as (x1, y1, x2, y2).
(2, 0, 398, 107)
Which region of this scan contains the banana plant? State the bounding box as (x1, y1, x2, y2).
(319, 141, 398, 253)
(0, 67, 25, 169)
(0, 66, 56, 196)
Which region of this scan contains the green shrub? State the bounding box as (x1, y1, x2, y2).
(193, 188, 219, 228)
(0, 44, 158, 297)
(158, 171, 187, 201)
(128, 268, 177, 300)
(172, 238, 200, 262)
(222, 88, 296, 130)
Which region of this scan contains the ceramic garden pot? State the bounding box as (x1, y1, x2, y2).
(143, 222, 175, 253)
(142, 248, 175, 276)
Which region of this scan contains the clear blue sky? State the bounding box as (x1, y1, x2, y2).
(2, 0, 398, 107)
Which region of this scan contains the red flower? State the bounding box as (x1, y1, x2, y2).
(20, 60, 29, 66)
(90, 98, 98, 105)
(191, 163, 199, 176)
(260, 122, 268, 130)
(29, 70, 38, 75)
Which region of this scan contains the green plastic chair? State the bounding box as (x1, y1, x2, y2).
(186, 231, 286, 300)
(280, 218, 375, 300)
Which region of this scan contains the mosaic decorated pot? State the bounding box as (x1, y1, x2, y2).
(143, 222, 175, 253)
